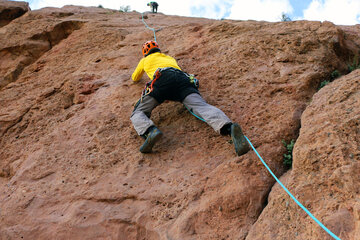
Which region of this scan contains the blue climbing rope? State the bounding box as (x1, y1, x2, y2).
(185, 109, 340, 240)
(139, 12, 341, 240)
(141, 12, 157, 42)
(245, 136, 341, 240)
(184, 105, 206, 122)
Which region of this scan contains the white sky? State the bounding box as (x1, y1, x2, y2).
(228, 0, 293, 21)
(303, 0, 360, 25)
(28, 0, 360, 25)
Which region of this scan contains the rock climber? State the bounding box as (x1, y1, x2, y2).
(130, 40, 250, 156)
(147, 2, 158, 13)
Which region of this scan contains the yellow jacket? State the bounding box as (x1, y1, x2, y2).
(131, 52, 181, 82)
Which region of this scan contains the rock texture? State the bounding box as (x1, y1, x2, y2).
(0, 2, 359, 240)
(246, 69, 360, 240)
(0, 0, 29, 27)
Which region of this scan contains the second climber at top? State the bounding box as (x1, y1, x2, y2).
(147, 2, 158, 13)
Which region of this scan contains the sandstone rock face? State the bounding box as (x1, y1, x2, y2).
(0, 3, 359, 240)
(0, 0, 29, 27)
(246, 69, 360, 240)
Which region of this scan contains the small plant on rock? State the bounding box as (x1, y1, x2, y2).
(282, 139, 295, 168)
(319, 80, 330, 89)
(331, 69, 341, 79)
(120, 5, 131, 12)
(348, 55, 360, 72)
(98, 5, 104, 8)
(319, 70, 341, 90)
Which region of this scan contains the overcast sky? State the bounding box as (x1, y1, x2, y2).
(25, 0, 360, 25)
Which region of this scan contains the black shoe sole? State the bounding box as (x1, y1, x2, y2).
(140, 129, 163, 153)
(231, 123, 250, 156)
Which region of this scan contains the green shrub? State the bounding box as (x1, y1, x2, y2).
(282, 139, 295, 168)
(98, 5, 103, 8)
(120, 5, 131, 12)
(319, 80, 330, 89)
(330, 69, 340, 79)
(348, 55, 360, 72)
(318, 70, 341, 90)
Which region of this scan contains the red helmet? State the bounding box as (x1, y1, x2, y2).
(142, 40, 160, 56)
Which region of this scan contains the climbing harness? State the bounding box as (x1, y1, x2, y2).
(140, 68, 162, 102)
(139, 13, 341, 240)
(140, 68, 198, 102)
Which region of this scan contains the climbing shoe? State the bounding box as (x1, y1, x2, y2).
(231, 123, 250, 156)
(140, 126, 163, 153)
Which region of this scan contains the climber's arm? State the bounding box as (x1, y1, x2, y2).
(131, 58, 145, 82)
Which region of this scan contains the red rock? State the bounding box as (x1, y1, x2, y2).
(0, 0, 30, 27)
(247, 69, 360, 240)
(0, 4, 359, 240)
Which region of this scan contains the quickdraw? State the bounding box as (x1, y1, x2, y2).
(188, 74, 199, 89)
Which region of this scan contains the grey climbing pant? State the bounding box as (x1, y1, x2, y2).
(130, 93, 231, 135)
